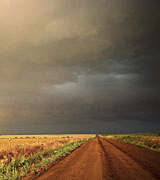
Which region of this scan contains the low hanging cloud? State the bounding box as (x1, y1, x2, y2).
(0, 0, 160, 134)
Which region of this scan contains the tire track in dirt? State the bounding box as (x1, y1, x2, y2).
(35, 138, 105, 180)
(102, 138, 160, 179)
(99, 138, 157, 180)
(98, 138, 119, 180)
(31, 137, 160, 180)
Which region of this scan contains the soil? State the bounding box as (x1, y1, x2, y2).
(25, 137, 160, 180)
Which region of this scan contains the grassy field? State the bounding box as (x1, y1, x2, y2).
(104, 133, 160, 152)
(0, 134, 92, 152)
(0, 134, 94, 180)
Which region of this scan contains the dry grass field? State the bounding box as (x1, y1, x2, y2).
(0, 134, 94, 179)
(0, 134, 92, 152)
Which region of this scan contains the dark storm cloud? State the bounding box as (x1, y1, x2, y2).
(0, 0, 160, 134)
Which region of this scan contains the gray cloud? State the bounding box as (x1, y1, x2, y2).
(0, 0, 160, 134)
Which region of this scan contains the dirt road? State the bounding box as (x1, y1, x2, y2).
(35, 137, 160, 180)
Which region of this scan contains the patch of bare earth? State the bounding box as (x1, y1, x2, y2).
(23, 137, 160, 180)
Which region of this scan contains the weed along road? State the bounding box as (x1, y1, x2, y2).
(35, 137, 160, 180)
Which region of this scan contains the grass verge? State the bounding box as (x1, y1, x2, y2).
(0, 138, 93, 180)
(102, 133, 160, 152)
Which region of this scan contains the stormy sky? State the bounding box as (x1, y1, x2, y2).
(0, 0, 160, 134)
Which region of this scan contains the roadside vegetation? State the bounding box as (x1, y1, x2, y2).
(103, 133, 160, 152)
(0, 135, 94, 180)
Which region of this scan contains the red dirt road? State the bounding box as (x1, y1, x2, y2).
(35, 137, 160, 180)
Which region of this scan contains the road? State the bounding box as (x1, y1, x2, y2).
(34, 137, 160, 180)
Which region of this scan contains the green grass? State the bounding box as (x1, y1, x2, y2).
(0, 138, 94, 180)
(103, 133, 160, 152)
